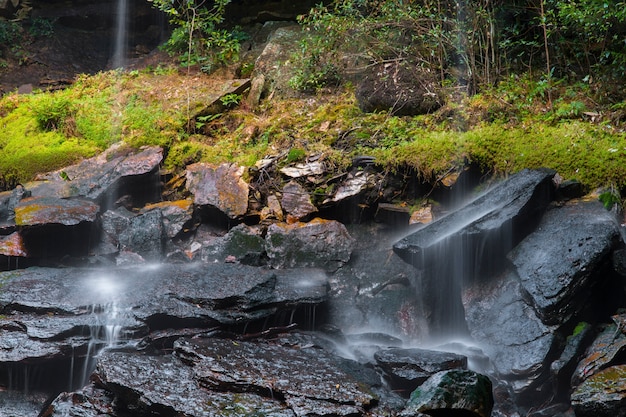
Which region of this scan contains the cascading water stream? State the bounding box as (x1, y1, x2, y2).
(72, 302, 126, 390)
(112, 0, 129, 68)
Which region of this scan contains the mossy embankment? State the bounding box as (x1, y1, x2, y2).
(1, 68, 625, 203)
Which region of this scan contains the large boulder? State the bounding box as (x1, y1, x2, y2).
(508, 199, 621, 325)
(265, 218, 355, 271)
(394, 168, 556, 335)
(356, 61, 443, 116)
(27, 144, 163, 207)
(393, 168, 556, 274)
(463, 273, 558, 397)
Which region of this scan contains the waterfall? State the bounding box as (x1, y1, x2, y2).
(112, 0, 129, 69)
(74, 302, 125, 390)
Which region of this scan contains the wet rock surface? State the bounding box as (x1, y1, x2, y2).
(393, 168, 556, 274)
(509, 200, 621, 324)
(175, 337, 377, 416)
(28, 145, 163, 205)
(1, 151, 626, 417)
(375, 347, 468, 395)
(464, 273, 558, 396)
(401, 369, 494, 417)
(571, 364, 626, 417)
(265, 218, 355, 271)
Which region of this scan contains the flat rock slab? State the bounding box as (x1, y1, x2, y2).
(91, 351, 295, 417)
(393, 169, 555, 274)
(508, 200, 621, 324)
(174, 337, 378, 416)
(374, 347, 467, 395)
(27, 145, 163, 203)
(14, 196, 99, 226)
(0, 264, 327, 362)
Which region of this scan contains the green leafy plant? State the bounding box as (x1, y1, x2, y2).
(599, 188, 621, 210)
(0, 20, 20, 44)
(147, 0, 243, 72)
(220, 93, 241, 108)
(28, 17, 55, 37)
(29, 93, 74, 131)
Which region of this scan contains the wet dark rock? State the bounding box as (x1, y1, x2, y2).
(356, 61, 443, 116)
(463, 273, 558, 397)
(550, 321, 595, 399)
(328, 223, 426, 341)
(174, 337, 378, 416)
(393, 168, 556, 275)
(571, 322, 626, 386)
(0, 184, 30, 229)
(1, 391, 51, 417)
(282, 180, 318, 221)
(101, 207, 166, 261)
(571, 365, 626, 417)
(401, 369, 494, 417)
(186, 162, 249, 219)
(42, 384, 117, 417)
(14, 196, 99, 227)
(265, 218, 355, 271)
(0, 263, 327, 335)
(509, 200, 621, 325)
(394, 168, 556, 336)
(140, 199, 194, 239)
(374, 347, 468, 396)
(201, 223, 266, 265)
(28, 145, 163, 208)
(93, 350, 296, 417)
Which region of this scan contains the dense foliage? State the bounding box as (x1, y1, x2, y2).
(290, 0, 626, 97)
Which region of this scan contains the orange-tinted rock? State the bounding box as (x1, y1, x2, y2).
(410, 205, 433, 224)
(14, 196, 99, 226)
(0, 232, 27, 257)
(186, 163, 249, 219)
(141, 199, 194, 238)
